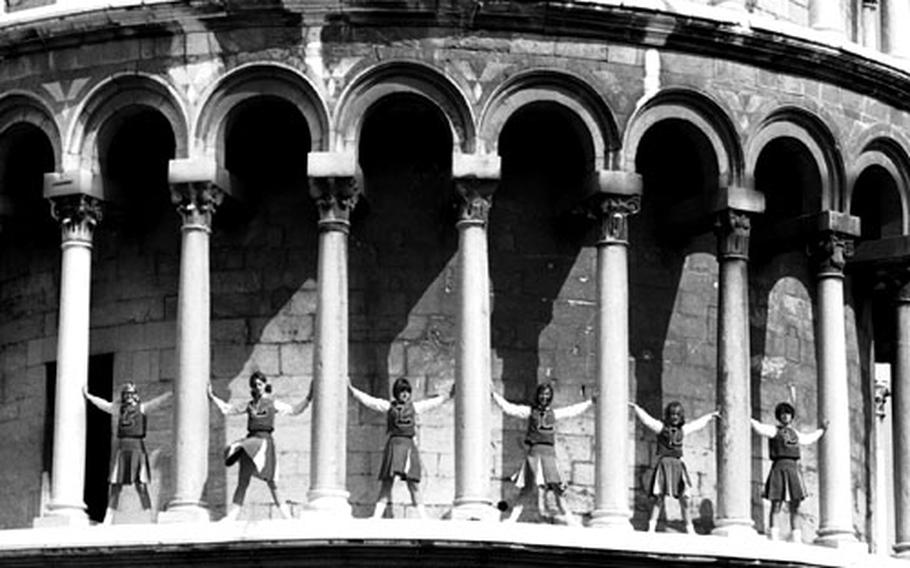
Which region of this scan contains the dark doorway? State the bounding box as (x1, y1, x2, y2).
(44, 353, 114, 523)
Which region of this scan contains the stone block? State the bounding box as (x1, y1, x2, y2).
(510, 39, 556, 55)
(571, 461, 595, 486)
(555, 41, 608, 60)
(279, 343, 313, 376)
(211, 319, 248, 344)
(251, 315, 313, 343)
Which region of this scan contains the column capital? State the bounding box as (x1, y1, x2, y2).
(50, 193, 103, 245)
(590, 194, 641, 245)
(810, 232, 854, 277)
(454, 178, 496, 226)
(170, 182, 224, 231)
(309, 176, 360, 231)
(715, 209, 752, 260)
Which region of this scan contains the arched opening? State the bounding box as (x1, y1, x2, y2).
(629, 117, 719, 532)
(754, 138, 822, 229)
(349, 93, 456, 518)
(852, 165, 902, 241)
(490, 101, 591, 522)
(0, 123, 56, 242)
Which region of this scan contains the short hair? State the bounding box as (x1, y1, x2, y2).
(248, 371, 272, 394)
(774, 401, 796, 421)
(663, 401, 685, 425)
(535, 383, 554, 401)
(392, 378, 412, 398)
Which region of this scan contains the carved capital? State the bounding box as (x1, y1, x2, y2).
(170, 182, 224, 231)
(715, 209, 752, 260)
(50, 194, 103, 245)
(810, 232, 854, 276)
(309, 176, 360, 231)
(454, 178, 496, 225)
(591, 194, 640, 244)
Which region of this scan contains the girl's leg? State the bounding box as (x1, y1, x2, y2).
(648, 496, 664, 532)
(135, 482, 152, 510)
(406, 480, 427, 519)
(552, 492, 578, 526)
(507, 484, 534, 523)
(104, 484, 122, 525)
(266, 481, 292, 519)
(768, 500, 783, 540)
(678, 495, 693, 533)
(536, 485, 548, 520)
(372, 479, 394, 519)
(224, 457, 254, 521)
(789, 500, 803, 542)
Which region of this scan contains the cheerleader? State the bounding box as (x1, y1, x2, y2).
(629, 401, 719, 533)
(207, 371, 312, 521)
(751, 401, 827, 542)
(492, 383, 593, 524)
(83, 382, 172, 524)
(348, 377, 453, 519)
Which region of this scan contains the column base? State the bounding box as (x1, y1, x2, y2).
(814, 527, 862, 550)
(451, 499, 498, 521)
(33, 503, 89, 528)
(893, 541, 910, 557)
(305, 489, 352, 517)
(711, 518, 757, 538)
(158, 500, 211, 523)
(588, 509, 633, 530)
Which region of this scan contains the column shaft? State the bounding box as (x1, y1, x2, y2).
(861, 1, 881, 50)
(809, 0, 846, 37)
(893, 292, 910, 556)
(882, 0, 910, 57)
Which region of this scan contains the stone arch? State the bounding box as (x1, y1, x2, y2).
(68, 73, 188, 172)
(0, 91, 62, 170)
(335, 60, 475, 156)
(195, 62, 329, 161)
(622, 88, 742, 187)
(849, 137, 910, 237)
(479, 69, 618, 169)
(745, 106, 844, 212)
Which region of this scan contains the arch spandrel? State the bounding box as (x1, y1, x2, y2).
(0, 92, 62, 171)
(334, 60, 475, 157)
(744, 106, 846, 213)
(195, 62, 330, 161)
(622, 89, 742, 189)
(68, 73, 189, 173)
(479, 69, 618, 170)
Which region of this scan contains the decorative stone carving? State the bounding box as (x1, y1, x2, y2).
(591, 194, 640, 245)
(454, 178, 496, 225)
(715, 209, 751, 260)
(50, 194, 103, 244)
(309, 176, 360, 231)
(810, 232, 854, 276)
(170, 182, 224, 230)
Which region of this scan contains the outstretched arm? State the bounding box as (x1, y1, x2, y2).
(683, 411, 720, 435)
(141, 391, 173, 413)
(750, 419, 777, 438)
(348, 384, 390, 413)
(276, 382, 314, 416)
(207, 384, 244, 416)
(491, 391, 531, 419)
(798, 420, 828, 445)
(554, 399, 594, 420)
(629, 402, 663, 434)
(414, 386, 453, 414)
(83, 386, 113, 414)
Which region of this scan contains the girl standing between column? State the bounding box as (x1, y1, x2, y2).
(348, 377, 453, 519)
(83, 382, 172, 524)
(207, 371, 312, 521)
(751, 401, 827, 542)
(629, 401, 719, 533)
(492, 383, 594, 524)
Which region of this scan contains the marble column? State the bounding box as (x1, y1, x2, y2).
(809, 0, 846, 38)
(35, 191, 102, 527)
(893, 276, 910, 556)
(882, 0, 910, 58)
(861, 0, 881, 50)
(159, 179, 224, 523)
(306, 152, 359, 516)
(713, 208, 758, 537)
(585, 172, 641, 529)
(811, 230, 858, 546)
(451, 154, 499, 521)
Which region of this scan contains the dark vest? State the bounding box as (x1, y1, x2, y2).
(247, 398, 276, 433)
(117, 404, 147, 439)
(525, 406, 556, 446)
(387, 401, 416, 437)
(769, 425, 801, 460)
(657, 425, 684, 458)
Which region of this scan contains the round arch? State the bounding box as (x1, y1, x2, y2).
(622, 89, 742, 187)
(849, 137, 910, 236)
(0, 92, 62, 170)
(479, 69, 618, 169)
(335, 60, 475, 156)
(68, 74, 188, 172)
(195, 62, 329, 160)
(745, 107, 845, 211)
